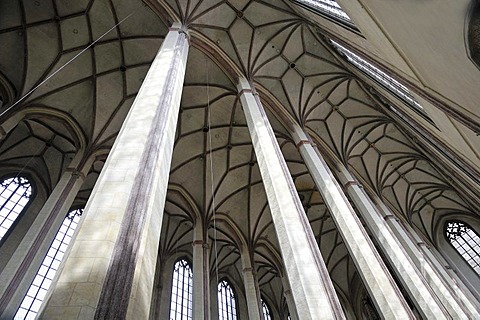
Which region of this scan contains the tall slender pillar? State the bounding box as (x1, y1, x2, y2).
(192, 226, 210, 319)
(41, 23, 189, 319)
(330, 149, 476, 319)
(292, 125, 444, 318)
(0, 152, 89, 319)
(241, 251, 262, 320)
(372, 194, 480, 318)
(281, 277, 298, 320)
(238, 78, 344, 320)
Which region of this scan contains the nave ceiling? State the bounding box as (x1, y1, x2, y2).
(0, 0, 479, 315)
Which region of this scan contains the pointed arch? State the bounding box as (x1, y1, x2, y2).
(445, 220, 480, 275)
(169, 258, 193, 320)
(218, 278, 238, 320)
(0, 176, 33, 242)
(467, 0, 480, 69)
(262, 297, 273, 320)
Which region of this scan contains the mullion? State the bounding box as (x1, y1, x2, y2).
(14, 209, 83, 319)
(170, 259, 193, 320)
(0, 178, 31, 240)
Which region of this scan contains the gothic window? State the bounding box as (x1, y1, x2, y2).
(292, 0, 357, 31)
(330, 41, 434, 125)
(445, 220, 480, 275)
(218, 279, 237, 320)
(262, 298, 273, 320)
(467, 0, 480, 69)
(14, 208, 83, 320)
(170, 258, 193, 320)
(0, 176, 32, 241)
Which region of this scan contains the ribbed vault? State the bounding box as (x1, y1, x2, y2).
(158, 46, 366, 315)
(0, 0, 478, 318)
(0, 0, 167, 152)
(152, 0, 479, 243)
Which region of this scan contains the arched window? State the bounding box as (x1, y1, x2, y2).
(468, 0, 480, 69)
(0, 176, 32, 241)
(446, 220, 480, 275)
(170, 259, 193, 320)
(218, 279, 237, 320)
(262, 298, 273, 320)
(14, 208, 83, 320)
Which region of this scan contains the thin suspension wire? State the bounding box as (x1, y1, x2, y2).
(13, 143, 47, 179)
(0, 11, 136, 119)
(206, 57, 220, 288)
(0, 11, 137, 183)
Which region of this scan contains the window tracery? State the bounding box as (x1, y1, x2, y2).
(170, 258, 193, 320)
(262, 298, 273, 320)
(218, 279, 237, 320)
(14, 208, 83, 320)
(0, 176, 32, 241)
(445, 220, 480, 275)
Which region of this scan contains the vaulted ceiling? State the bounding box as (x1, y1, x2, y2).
(0, 0, 478, 315)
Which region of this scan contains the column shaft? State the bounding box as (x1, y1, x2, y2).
(0, 153, 88, 319)
(292, 125, 428, 318)
(192, 238, 210, 320)
(281, 278, 298, 320)
(373, 195, 480, 318)
(238, 78, 344, 320)
(41, 24, 189, 319)
(241, 253, 262, 320)
(334, 153, 475, 319)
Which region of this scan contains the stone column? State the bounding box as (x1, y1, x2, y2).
(330, 152, 475, 319)
(241, 252, 262, 320)
(281, 277, 298, 320)
(192, 227, 210, 319)
(0, 152, 89, 319)
(0, 112, 23, 140)
(238, 78, 344, 320)
(372, 194, 480, 318)
(41, 23, 189, 319)
(292, 125, 436, 318)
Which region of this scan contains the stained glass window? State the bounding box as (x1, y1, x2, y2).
(446, 220, 480, 275)
(0, 176, 32, 241)
(14, 208, 83, 320)
(218, 280, 237, 320)
(170, 259, 193, 320)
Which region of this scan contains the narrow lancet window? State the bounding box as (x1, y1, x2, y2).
(446, 220, 480, 275)
(262, 298, 273, 320)
(293, 0, 357, 30)
(330, 40, 434, 124)
(0, 176, 32, 241)
(170, 259, 193, 320)
(218, 280, 237, 320)
(14, 208, 83, 319)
